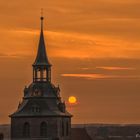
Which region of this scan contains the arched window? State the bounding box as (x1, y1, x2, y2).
(136, 132, 140, 138)
(40, 122, 47, 137)
(66, 121, 69, 136)
(23, 122, 30, 137)
(0, 133, 4, 140)
(62, 121, 65, 136)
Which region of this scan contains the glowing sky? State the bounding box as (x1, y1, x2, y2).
(0, 0, 140, 124)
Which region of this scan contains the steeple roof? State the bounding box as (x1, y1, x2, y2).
(33, 16, 51, 66)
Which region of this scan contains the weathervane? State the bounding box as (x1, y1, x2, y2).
(41, 8, 44, 18)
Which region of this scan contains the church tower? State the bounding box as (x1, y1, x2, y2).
(10, 16, 72, 140)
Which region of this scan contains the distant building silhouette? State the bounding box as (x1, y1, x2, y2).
(9, 16, 72, 140)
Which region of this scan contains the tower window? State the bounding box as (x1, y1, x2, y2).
(23, 122, 30, 137)
(66, 121, 69, 136)
(32, 105, 40, 113)
(62, 120, 65, 136)
(40, 122, 47, 137)
(136, 132, 140, 138)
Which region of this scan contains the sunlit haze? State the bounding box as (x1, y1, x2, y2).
(0, 0, 140, 124)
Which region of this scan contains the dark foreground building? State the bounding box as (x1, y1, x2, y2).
(1, 124, 140, 140)
(9, 16, 72, 140)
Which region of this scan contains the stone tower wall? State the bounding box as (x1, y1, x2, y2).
(11, 117, 71, 140)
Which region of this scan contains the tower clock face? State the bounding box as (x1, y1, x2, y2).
(32, 88, 42, 96)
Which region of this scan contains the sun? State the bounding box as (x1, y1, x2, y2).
(68, 96, 77, 104)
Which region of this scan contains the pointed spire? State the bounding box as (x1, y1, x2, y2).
(33, 15, 51, 67)
(40, 8, 44, 31)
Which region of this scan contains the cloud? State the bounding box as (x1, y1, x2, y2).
(61, 73, 140, 80)
(1, 0, 140, 124)
(0, 0, 140, 60)
(1, 28, 140, 59)
(45, 31, 140, 59)
(96, 66, 135, 71)
(81, 66, 136, 71)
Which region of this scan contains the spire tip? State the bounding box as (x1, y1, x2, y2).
(40, 8, 44, 20)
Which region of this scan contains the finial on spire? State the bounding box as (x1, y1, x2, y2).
(40, 8, 44, 20)
(40, 8, 44, 31)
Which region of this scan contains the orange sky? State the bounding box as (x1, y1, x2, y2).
(0, 0, 140, 124)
